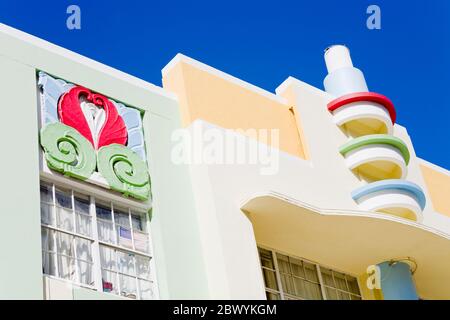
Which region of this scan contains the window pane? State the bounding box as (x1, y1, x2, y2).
(77, 260, 94, 286)
(304, 262, 318, 282)
(258, 248, 274, 269)
(304, 281, 322, 300)
(56, 232, 74, 258)
(262, 269, 278, 290)
(42, 251, 57, 276)
(41, 228, 55, 252)
(76, 212, 92, 237)
(136, 255, 151, 280)
(131, 214, 143, 231)
(56, 205, 73, 232)
(76, 238, 92, 262)
(74, 196, 89, 214)
(266, 291, 280, 300)
(280, 273, 295, 295)
(117, 226, 133, 249)
(290, 258, 305, 278)
(96, 204, 112, 221)
(41, 228, 56, 276)
(139, 279, 153, 300)
(40, 185, 52, 203)
(99, 245, 116, 271)
(58, 255, 76, 280)
(56, 232, 76, 280)
(293, 277, 306, 298)
(321, 268, 334, 287)
(117, 251, 135, 276)
(325, 287, 338, 300)
(120, 274, 137, 299)
(276, 254, 290, 274)
(114, 210, 130, 227)
(337, 291, 351, 300)
(55, 189, 72, 209)
(41, 202, 54, 225)
(346, 277, 360, 295)
(334, 272, 348, 291)
(102, 270, 118, 294)
(133, 230, 149, 253)
(97, 219, 114, 243)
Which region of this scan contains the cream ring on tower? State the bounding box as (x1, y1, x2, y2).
(331, 101, 393, 136)
(339, 134, 410, 181)
(328, 92, 396, 137)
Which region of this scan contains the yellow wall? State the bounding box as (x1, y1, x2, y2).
(162, 56, 307, 158)
(420, 163, 450, 217)
(358, 273, 384, 300)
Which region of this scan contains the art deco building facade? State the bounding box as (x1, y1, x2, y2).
(0, 23, 449, 300)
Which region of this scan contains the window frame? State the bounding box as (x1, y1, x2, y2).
(257, 245, 362, 300)
(40, 178, 159, 300)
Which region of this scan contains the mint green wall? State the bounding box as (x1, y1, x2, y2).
(0, 55, 43, 299)
(0, 24, 209, 299)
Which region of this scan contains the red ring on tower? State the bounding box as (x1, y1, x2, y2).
(327, 92, 396, 124)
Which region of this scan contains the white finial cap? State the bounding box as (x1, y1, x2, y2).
(324, 45, 353, 73)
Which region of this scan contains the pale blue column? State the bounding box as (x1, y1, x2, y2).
(378, 261, 419, 300)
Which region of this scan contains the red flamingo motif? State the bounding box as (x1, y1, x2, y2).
(58, 86, 128, 149)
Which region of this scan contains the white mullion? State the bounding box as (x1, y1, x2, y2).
(98, 240, 152, 258)
(331, 270, 338, 299)
(71, 190, 80, 284)
(114, 249, 121, 297)
(128, 209, 136, 251)
(71, 190, 77, 233)
(111, 202, 118, 246)
(344, 275, 353, 298)
(42, 224, 92, 241)
(91, 196, 103, 292)
(111, 204, 121, 296)
(128, 209, 140, 299)
(316, 264, 328, 300)
(51, 184, 59, 278)
(133, 257, 140, 300)
(271, 250, 285, 300)
(52, 184, 56, 227)
(71, 235, 78, 283)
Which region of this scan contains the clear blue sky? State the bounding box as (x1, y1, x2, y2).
(1, 0, 449, 169)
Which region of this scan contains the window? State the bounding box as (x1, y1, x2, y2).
(258, 247, 361, 300)
(40, 182, 156, 300)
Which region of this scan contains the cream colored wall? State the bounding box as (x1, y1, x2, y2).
(161, 54, 450, 299)
(163, 53, 450, 223)
(162, 54, 307, 158)
(420, 161, 450, 217)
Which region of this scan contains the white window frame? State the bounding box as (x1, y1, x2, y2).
(40, 177, 159, 300)
(257, 245, 362, 300)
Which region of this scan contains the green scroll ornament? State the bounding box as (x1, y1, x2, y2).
(97, 144, 151, 201)
(40, 123, 96, 180)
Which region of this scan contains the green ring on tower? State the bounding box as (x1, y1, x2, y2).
(339, 134, 410, 165)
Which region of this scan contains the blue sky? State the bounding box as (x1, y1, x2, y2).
(1, 0, 449, 169)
